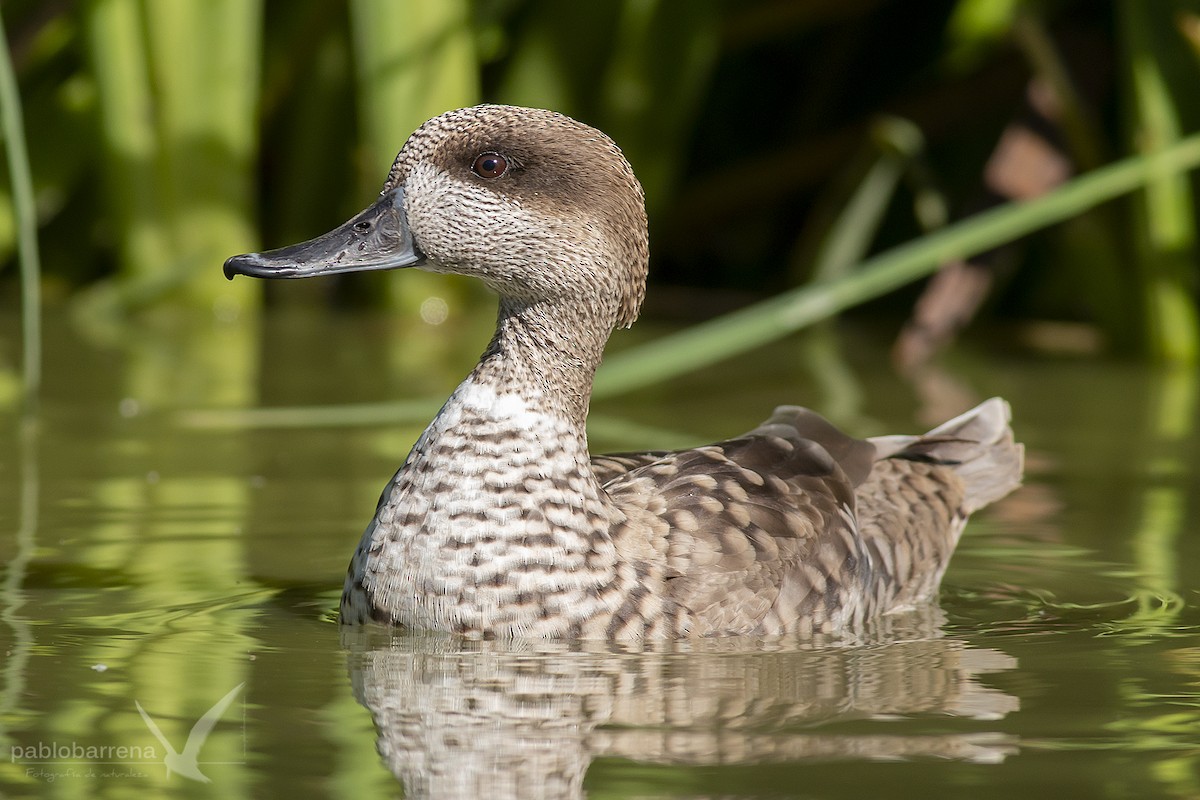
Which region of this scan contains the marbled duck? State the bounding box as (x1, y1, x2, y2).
(225, 105, 1023, 638)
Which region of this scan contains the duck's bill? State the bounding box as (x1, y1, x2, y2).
(223, 188, 425, 280)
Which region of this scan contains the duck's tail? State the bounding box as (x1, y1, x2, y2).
(870, 397, 1024, 514)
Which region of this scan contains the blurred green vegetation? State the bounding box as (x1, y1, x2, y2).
(3, 0, 1200, 371)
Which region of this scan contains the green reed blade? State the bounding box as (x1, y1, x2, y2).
(0, 9, 41, 409)
(84, 0, 262, 316)
(0, 13, 40, 748)
(1119, 0, 1200, 365)
(84, 0, 171, 279)
(595, 132, 1200, 398)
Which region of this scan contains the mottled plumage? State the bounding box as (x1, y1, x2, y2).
(224, 105, 1023, 638)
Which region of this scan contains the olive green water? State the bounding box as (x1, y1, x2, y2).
(2, 309, 1199, 800)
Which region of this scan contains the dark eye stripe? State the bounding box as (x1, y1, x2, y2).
(472, 152, 508, 179)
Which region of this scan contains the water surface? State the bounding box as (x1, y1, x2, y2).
(1, 309, 1198, 799)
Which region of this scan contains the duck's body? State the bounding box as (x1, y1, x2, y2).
(225, 105, 1022, 638)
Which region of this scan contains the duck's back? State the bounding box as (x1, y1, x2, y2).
(597, 398, 1022, 637)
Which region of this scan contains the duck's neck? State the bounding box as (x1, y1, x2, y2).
(471, 297, 611, 431)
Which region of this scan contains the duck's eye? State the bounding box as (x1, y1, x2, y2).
(472, 152, 508, 179)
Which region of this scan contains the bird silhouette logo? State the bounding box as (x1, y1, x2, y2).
(135, 682, 245, 783)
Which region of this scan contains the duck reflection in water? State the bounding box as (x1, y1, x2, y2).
(343, 609, 1018, 800)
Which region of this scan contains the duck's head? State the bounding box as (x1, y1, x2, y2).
(224, 105, 649, 328)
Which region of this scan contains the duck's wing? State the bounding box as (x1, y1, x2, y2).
(599, 401, 1021, 637)
(591, 452, 671, 485)
(592, 407, 873, 488)
(602, 407, 878, 637)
